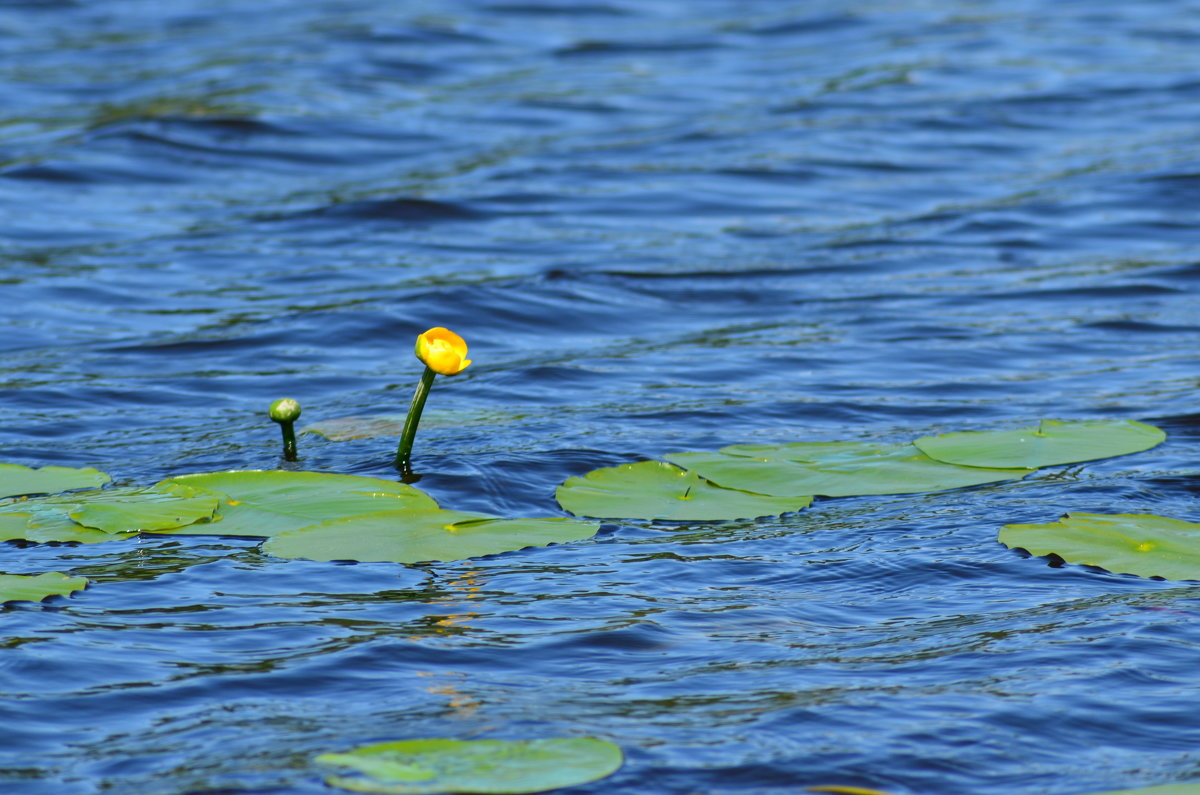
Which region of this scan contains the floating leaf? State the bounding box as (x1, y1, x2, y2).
(0, 463, 111, 499)
(556, 460, 811, 521)
(914, 419, 1165, 470)
(70, 485, 219, 532)
(666, 441, 1025, 498)
(152, 470, 438, 537)
(0, 510, 124, 544)
(0, 484, 218, 544)
(806, 787, 899, 795)
(999, 513, 1200, 580)
(264, 509, 599, 564)
(0, 572, 87, 604)
(316, 737, 622, 794)
(0, 512, 34, 541)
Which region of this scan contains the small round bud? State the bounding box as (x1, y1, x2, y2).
(269, 398, 302, 423)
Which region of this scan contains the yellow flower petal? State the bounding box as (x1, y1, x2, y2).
(415, 327, 472, 375)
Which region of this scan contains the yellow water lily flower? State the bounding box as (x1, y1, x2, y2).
(415, 327, 472, 376)
(397, 327, 473, 472)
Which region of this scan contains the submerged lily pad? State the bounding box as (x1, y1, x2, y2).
(264, 509, 599, 564)
(914, 419, 1165, 470)
(556, 460, 812, 521)
(667, 441, 1026, 498)
(0, 572, 87, 604)
(304, 409, 526, 441)
(1000, 513, 1200, 580)
(302, 414, 412, 441)
(0, 463, 111, 499)
(316, 737, 623, 794)
(152, 470, 438, 537)
(1081, 784, 1200, 795)
(0, 484, 219, 544)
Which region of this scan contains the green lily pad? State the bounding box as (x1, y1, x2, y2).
(0, 484, 218, 544)
(914, 419, 1165, 470)
(264, 509, 599, 564)
(152, 470, 439, 537)
(999, 513, 1200, 580)
(556, 460, 812, 521)
(70, 485, 219, 532)
(0, 509, 126, 544)
(666, 441, 1026, 498)
(0, 463, 111, 499)
(1080, 784, 1200, 795)
(0, 572, 88, 604)
(316, 737, 623, 794)
(0, 512, 34, 540)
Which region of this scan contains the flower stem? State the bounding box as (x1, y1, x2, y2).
(395, 365, 438, 474)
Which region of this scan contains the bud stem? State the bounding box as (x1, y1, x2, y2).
(268, 398, 303, 462)
(279, 422, 298, 461)
(395, 365, 438, 474)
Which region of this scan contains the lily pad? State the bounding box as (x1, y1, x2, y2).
(0, 510, 125, 544)
(0, 463, 111, 499)
(556, 460, 812, 521)
(0, 572, 88, 604)
(0, 484, 218, 544)
(999, 513, 1200, 580)
(152, 470, 439, 537)
(914, 419, 1165, 470)
(264, 509, 599, 564)
(666, 441, 1026, 498)
(316, 737, 623, 794)
(0, 512, 34, 540)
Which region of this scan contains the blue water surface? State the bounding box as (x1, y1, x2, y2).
(3, 1, 1200, 793)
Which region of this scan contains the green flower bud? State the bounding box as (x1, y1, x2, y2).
(269, 398, 302, 424)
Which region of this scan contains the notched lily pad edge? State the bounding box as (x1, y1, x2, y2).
(0, 572, 89, 605)
(998, 511, 1200, 582)
(0, 462, 114, 500)
(314, 736, 624, 795)
(555, 460, 814, 523)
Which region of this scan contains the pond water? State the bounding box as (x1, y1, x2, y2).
(3, 1, 1200, 793)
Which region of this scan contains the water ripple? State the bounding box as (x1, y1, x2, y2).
(4, 1, 1200, 793)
